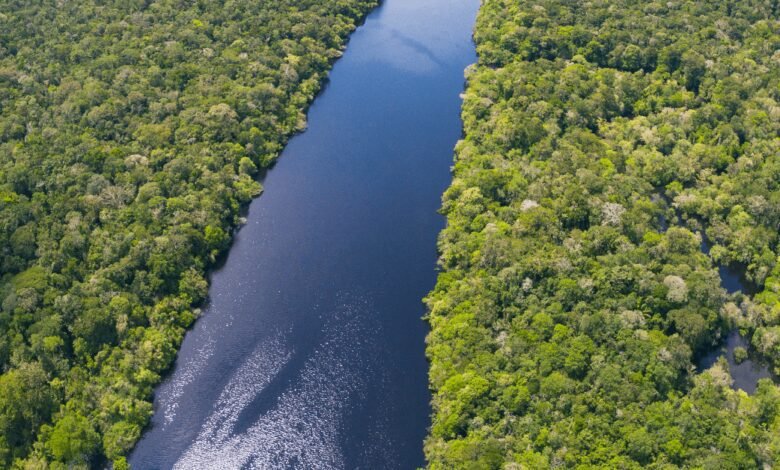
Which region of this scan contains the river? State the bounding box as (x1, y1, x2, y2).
(129, 0, 479, 468)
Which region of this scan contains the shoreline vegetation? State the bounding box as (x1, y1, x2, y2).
(5, 0, 780, 468)
(0, 0, 377, 467)
(426, 0, 780, 467)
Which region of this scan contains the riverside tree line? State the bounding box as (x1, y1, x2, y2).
(0, 0, 376, 467)
(426, 0, 780, 467)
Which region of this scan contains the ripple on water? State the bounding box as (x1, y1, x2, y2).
(172, 296, 378, 469)
(160, 329, 217, 426)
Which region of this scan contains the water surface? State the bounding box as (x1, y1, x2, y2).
(657, 199, 773, 393)
(697, 236, 773, 394)
(130, 0, 479, 468)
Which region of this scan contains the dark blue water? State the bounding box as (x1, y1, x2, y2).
(129, 0, 479, 468)
(655, 198, 773, 393)
(698, 236, 772, 394)
(698, 329, 773, 394)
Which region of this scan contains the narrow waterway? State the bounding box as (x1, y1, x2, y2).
(697, 236, 773, 394)
(658, 198, 773, 394)
(129, 0, 479, 468)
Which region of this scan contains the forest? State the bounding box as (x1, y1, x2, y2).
(5, 0, 780, 467)
(426, 0, 780, 467)
(0, 0, 376, 467)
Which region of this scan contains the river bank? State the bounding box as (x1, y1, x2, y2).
(130, 0, 480, 467)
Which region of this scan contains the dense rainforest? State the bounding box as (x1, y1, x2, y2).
(0, 0, 376, 467)
(426, 0, 780, 468)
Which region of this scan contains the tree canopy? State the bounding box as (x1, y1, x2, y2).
(426, 0, 780, 467)
(0, 0, 376, 467)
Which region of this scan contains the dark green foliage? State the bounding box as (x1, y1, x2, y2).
(427, 0, 780, 467)
(0, 0, 376, 466)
